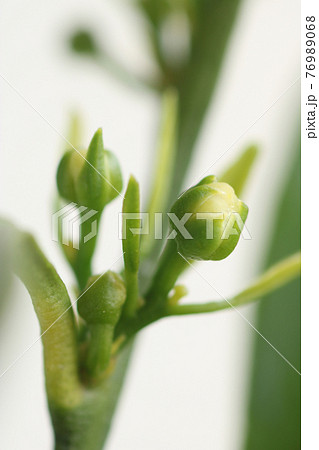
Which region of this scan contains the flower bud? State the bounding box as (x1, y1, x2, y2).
(78, 271, 126, 326)
(56, 129, 123, 211)
(78, 271, 126, 378)
(169, 176, 248, 261)
(69, 29, 99, 55)
(56, 150, 85, 204)
(78, 271, 126, 327)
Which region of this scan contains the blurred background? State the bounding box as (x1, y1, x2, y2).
(0, 0, 300, 449)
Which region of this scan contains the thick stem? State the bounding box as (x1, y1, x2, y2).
(51, 342, 133, 450)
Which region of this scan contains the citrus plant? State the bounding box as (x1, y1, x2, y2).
(0, 1, 300, 449)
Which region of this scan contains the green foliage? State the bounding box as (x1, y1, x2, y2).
(2, 118, 299, 448)
(0, 1, 301, 449)
(3, 123, 299, 449)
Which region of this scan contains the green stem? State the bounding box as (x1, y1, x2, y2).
(115, 252, 301, 341)
(51, 342, 133, 450)
(86, 324, 114, 379)
(123, 269, 139, 316)
(145, 239, 189, 305)
(4, 222, 135, 449)
(141, 89, 178, 257)
(92, 52, 159, 91)
(167, 253, 301, 316)
(73, 212, 102, 290)
(115, 240, 189, 340)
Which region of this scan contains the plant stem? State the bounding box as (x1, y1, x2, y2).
(141, 89, 178, 257)
(86, 324, 114, 379)
(114, 252, 301, 341)
(73, 211, 102, 290)
(145, 239, 189, 305)
(167, 252, 301, 316)
(51, 342, 133, 450)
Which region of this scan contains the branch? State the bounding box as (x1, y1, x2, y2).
(167, 252, 301, 316)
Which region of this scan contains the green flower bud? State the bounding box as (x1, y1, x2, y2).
(69, 29, 98, 55)
(56, 129, 123, 211)
(56, 150, 85, 204)
(78, 271, 126, 326)
(169, 176, 248, 261)
(78, 271, 126, 378)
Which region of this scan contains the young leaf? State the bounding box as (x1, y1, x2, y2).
(220, 145, 258, 196)
(122, 175, 141, 316)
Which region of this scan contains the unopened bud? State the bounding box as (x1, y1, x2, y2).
(169, 176, 248, 261)
(56, 129, 123, 211)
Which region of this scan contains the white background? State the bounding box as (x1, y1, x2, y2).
(0, 0, 300, 449)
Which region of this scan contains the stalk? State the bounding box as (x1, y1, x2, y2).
(51, 343, 133, 450)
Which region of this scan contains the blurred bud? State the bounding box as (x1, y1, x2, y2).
(56, 129, 123, 211)
(169, 176, 248, 261)
(69, 29, 98, 55)
(56, 150, 84, 204)
(78, 271, 126, 326)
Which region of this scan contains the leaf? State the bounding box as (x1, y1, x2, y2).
(244, 139, 301, 449)
(220, 145, 258, 196)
